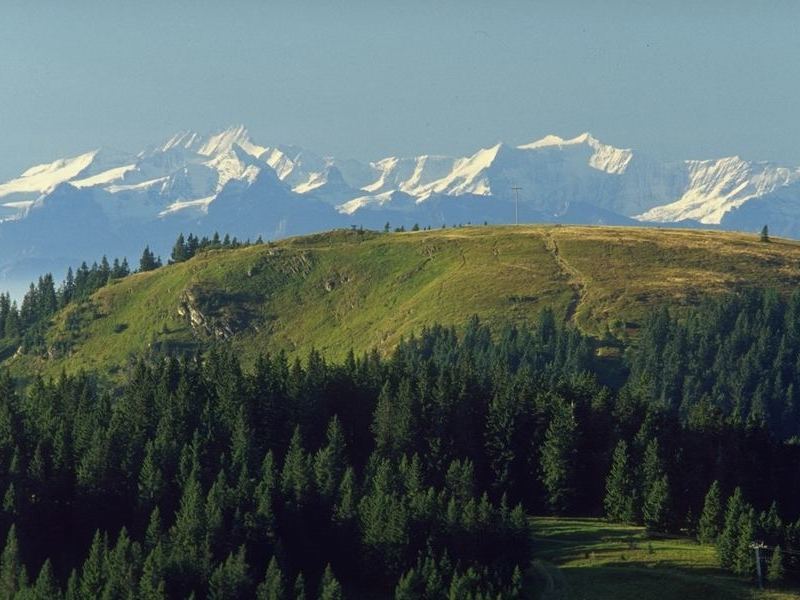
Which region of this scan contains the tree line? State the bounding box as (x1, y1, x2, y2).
(0, 298, 797, 596)
(0, 232, 260, 357)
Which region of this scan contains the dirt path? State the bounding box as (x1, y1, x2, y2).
(543, 231, 587, 325)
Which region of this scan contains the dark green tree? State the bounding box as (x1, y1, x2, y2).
(0, 524, 24, 598)
(256, 557, 284, 600)
(767, 546, 784, 584)
(604, 440, 635, 522)
(32, 559, 61, 600)
(79, 530, 107, 600)
(208, 546, 250, 600)
(640, 438, 671, 531)
(698, 481, 723, 544)
(540, 397, 578, 514)
(293, 573, 306, 600)
(171, 234, 189, 263)
(139, 246, 161, 272)
(718, 487, 745, 569)
(733, 508, 756, 577)
(318, 564, 343, 600)
(281, 427, 311, 508)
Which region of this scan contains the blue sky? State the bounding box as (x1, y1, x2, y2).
(1, 1, 799, 178)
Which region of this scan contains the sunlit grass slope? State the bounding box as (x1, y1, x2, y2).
(9, 225, 800, 380)
(530, 517, 797, 600)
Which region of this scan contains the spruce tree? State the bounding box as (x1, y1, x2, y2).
(293, 573, 306, 600)
(171, 234, 189, 264)
(333, 467, 357, 524)
(718, 487, 745, 569)
(79, 530, 107, 600)
(64, 570, 78, 600)
(33, 559, 61, 600)
(698, 481, 723, 544)
(642, 474, 671, 532)
(139, 543, 167, 600)
(314, 415, 347, 501)
(103, 528, 139, 599)
(139, 246, 160, 272)
(281, 426, 311, 508)
(170, 464, 208, 584)
(208, 546, 250, 600)
(0, 524, 23, 598)
(256, 557, 284, 600)
(604, 440, 635, 522)
(767, 546, 784, 584)
(145, 506, 163, 552)
(394, 568, 423, 599)
(733, 508, 756, 577)
(318, 564, 343, 600)
(539, 398, 578, 514)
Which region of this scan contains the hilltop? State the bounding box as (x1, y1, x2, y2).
(4, 224, 800, 381)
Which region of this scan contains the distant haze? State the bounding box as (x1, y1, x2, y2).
(1, 1, 800, 180)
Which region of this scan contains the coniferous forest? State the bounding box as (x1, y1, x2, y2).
(0, 278, 799, 597)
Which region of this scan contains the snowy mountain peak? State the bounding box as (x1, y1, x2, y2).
(519, 132, 595, 149)
(159, 131, 203, 153)
(4, 125, 800, 282)
(517, 133, 632, 174)
(0, 150, 105, 202)
(198, 125, 265, 158)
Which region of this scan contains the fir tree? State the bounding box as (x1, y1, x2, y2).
(540, 398, 578, 514)
(103, 528, 140, 599)
(256, 557, 284, 600)
(718, 487, 745, 569)
(208, 546, 250, 600)
(79, 530, 107, 600)
(314, 415, 347, 501)
(0, 524, 24, 598)
(293, 573, 306, 600)
(171, 233, 189, 264)
(139, 542, 167, 600)
(281, 427, 311, 508)
(145, 506, 163, 552)
(604, 440, 635, 522)
(170, 464, 208, 583)
(318, 564, 343, 600)
(32, 559, 61, 600)
(698, 481, 723, 544)
(767, 545, 784, 584)
(638, 438, 670, 531)
(642, 474, 671, 532)
(733, 508, 756, 577)
(139, 246, 160, 272)
(63, 570, 78, 600)
(394, 568, 423, 599)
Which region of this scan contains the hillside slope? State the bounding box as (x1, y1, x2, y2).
(7, 225, 800, 380)
(531, 517, 797, 600)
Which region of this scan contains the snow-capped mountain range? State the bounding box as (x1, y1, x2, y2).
(1, 125, 798, 292)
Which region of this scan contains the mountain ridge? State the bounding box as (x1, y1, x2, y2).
(1, 126, 798, 292)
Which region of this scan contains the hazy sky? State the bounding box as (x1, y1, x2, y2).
(1, 1, 799, 179)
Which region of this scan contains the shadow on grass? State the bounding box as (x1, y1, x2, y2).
(560, 564, 752, 600)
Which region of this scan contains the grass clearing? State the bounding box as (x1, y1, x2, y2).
(530, 517, 798, 600)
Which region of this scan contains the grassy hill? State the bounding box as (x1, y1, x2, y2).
(7, 224, 800, 380)
(530, 517, 797, 600)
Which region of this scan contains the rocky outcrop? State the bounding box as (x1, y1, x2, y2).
(178, 287, 249, 340)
